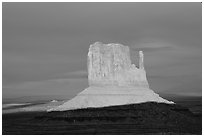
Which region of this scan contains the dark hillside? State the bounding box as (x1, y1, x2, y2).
(3, 102, 201, 135)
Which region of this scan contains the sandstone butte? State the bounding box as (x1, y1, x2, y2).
(49, 42, 173, 111)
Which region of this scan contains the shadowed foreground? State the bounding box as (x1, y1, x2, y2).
(3, 102, 201, 135)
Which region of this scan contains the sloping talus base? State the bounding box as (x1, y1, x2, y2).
(48, 86, 173, 111)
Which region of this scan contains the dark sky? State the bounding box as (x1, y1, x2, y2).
(3, 3, 202, 99)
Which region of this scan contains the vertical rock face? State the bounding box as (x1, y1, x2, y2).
(48, 42, 173, 111)
(88, 42, 149, 88)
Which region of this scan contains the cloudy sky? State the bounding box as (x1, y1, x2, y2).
(3, 3, 202, 99)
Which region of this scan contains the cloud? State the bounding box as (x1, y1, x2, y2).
(62, 70, 88, 79)
(131, 45, 171, 52)
(3, 78, 88, 99)
(130, 39, 174, 52)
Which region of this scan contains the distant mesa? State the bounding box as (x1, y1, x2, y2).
(49, 42, 173, 111)
(50, 100, 58, 103)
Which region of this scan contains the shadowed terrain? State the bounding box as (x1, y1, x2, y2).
(3, 102, 201, 135)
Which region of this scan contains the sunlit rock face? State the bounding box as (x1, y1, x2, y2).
(48, 42, 173, 111)
(88, 42, 149, 88)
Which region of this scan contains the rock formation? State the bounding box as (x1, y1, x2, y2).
(49, 42, 173, 111)
(88, 42, 149, 88)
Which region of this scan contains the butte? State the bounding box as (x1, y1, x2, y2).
(49, 42, 173, 111)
